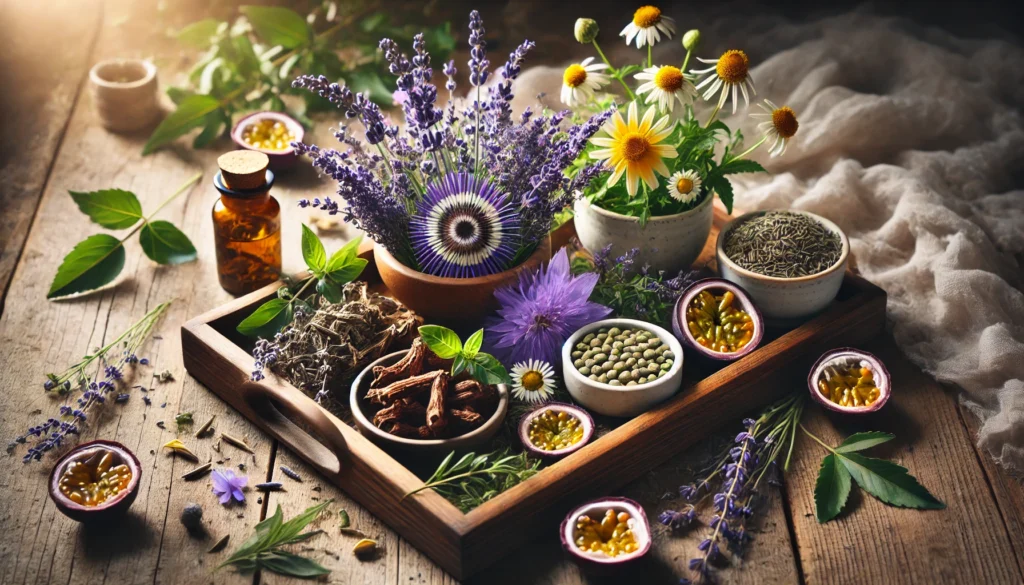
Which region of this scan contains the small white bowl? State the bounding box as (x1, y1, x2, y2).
(562, 319, 684, 418)
(716, 210, 849, 321)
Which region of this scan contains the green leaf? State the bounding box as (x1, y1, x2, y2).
(325, 236, 362, 273)
(468, 353, 510, 385)
(837, 452, 946, 510)
(709, 176, 734, 215)
(192, 112, 225, 149)
(274, 500, 332, 545)
(69, 189, 142, 229)
(279, 53, 302, 81)
(463, 329, 484, 359)
(259, 551, 330, 578)
(240, 6, 311, 49)
(345, 68, 394, 106)
(237, 298, 293, 337)
(419, 325, 462, 359)
(814, 454, 852, 523)
(48, 234, 125, 299)
(139, 221, 197, 265)
(143, 94, 221, 155)
(316, 278, 341, 304)
(300, 224, 326, 275)
(326, 258, 367, 286)
(720, 158, 767, 175)
(836, 432, 896, 454)
(176, 18, 221, 48)
(452, 354, 469, 377)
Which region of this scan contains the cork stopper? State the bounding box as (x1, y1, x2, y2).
(218, 150, 270, 190)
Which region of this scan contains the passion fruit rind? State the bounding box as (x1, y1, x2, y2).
(518, 402, 595, 459)
(48, 439, 142, 523)
(808, 348, 891, 414)
(672, 278, 764, 362)
(560, 497, 651, 573)
(231, 111, 304, 170)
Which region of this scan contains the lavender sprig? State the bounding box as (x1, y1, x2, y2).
(11, 302, 170, 462)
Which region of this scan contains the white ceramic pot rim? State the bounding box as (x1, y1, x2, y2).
(581, 189, 712, 223)
(562, 318, 684, 393)
(717, 209, 850, 284)
(89, 59, 157, 89)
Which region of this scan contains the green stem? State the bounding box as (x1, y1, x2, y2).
(681, 48, 692, 73)
(647, 44, 652, 68)
(799, 424, 835, 453)
(474, 84, 481, 175)
(592, 40, 636, 100)
(145, 172, 203, 220)
(704, 101, 722, 128)
(728, 135, 768, 163)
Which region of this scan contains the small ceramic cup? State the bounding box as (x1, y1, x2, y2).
(562, 318, 684, 418)
(716, 210, 849, 321)
(89, 59, 160, 133)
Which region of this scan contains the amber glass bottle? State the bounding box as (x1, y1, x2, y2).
(212, 151, 282, 295)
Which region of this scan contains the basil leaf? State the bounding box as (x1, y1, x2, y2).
(143, 94, 221, 155)
(469, 353, 510, 385)
(316, 278, 341, 304)
(325, 235, 362, 274)
(69, 189, 143, 229)
(837, 452, 945, 510)
(240, 6, 311, 49)
(814, 454, 851, 523)
(192, 112, 225, 149)
(419, 325, 462, 359)
(176, 18, 220, 48)
(139, 221, 197, 265)
(236, 298, 292, 337)
(836, 431, 895, 454)
(300, 224, 326, 275)
(47, 234, 125, 299)
(326, 258, 367, 287)
(452, 354, 469, 377)
(259, 551, 330, 578)
(463, 329, 484, 359)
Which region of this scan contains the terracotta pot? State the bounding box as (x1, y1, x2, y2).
(374, 236, 552, 327)
(573, 193, 713, 275)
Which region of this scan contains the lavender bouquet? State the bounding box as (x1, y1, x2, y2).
(293, 11, 611, 279)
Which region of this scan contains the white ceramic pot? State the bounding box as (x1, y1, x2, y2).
(573, 193, 713, 275)
(716, 210, 850, 321)
(89, 59, 160, 133)
(562, 318, 684, 418)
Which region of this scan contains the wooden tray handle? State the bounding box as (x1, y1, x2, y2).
(239, 382, 347, 476)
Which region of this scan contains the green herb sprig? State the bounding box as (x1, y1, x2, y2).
(218, 500, 333, 578)
(407, 450, 540, 512)
(48, 174, 201, 299)
(418, 325, 511, 385)
(236, 227, 367, 337)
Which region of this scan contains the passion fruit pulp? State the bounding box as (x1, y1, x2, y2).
(48, 440, 141, 522)
(560, 497, 651, 574)
(231, 111, 304, 170)
(808, 348, 891, 414)
(672, 278, 764, 361)
(518, 402, 594, 459)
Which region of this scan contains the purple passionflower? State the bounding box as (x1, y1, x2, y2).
(211, 468, 247, 505)
(485, 247, 612, 365)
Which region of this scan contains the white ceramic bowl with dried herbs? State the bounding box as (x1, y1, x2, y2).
(716, 210, 849, 321)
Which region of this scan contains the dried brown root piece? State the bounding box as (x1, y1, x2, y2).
(449, 408, 482, 426)
(372, 399, 427, 428)
(386, 422, 432, 439)
(426, 371, 450, 434)
(366, 370, 441, 405)
(371, 338, 427, 388)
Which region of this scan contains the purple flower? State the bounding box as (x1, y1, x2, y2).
(659, 508, 697, 531)
(485, 247, 612, 364)
(211, 468, 247, 505)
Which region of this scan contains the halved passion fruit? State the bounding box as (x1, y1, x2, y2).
(560, 497, 651, 574)
(672, 278, 764, 361)
(809, 348, 891, 414)
(518, 402, 594, 459)
(231, 111, 304, 170)
(48, 440, 141, 522)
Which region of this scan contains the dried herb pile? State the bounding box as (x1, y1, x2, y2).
(723, 211, 843, 278)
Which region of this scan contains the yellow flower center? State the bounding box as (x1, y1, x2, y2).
(676, 177, 694, 194)
(716, 50, 749, 84)
(653, 66, 684, 92)
(633, 6, 662, 28)
(621, 133, 651, 162)
(771, 106, 799, 138)
(563, 64, 588, 88)
(521, 371, 544, 392)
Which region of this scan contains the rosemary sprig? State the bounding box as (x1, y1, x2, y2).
(407, 450, 541, 512)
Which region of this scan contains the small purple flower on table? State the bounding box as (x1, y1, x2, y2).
(211, 468, 247, 505)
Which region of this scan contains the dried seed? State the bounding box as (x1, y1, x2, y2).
(220, 433, 254, 453)
(254, 482, 283, 492)
(340, 527, 368, 538)
(208, 534, 230, 553)
(194, 415, 216, 438)
(181, 462, 213, 481)
(353, 538, 378, 558)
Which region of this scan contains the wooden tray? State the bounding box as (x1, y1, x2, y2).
(182, 208, 886, 579)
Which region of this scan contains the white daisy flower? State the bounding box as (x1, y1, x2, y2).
(510, 360, 556, 403)
(620, 6, 676, 49)
(691, 49, 757, 114)
(667, 169, 703, 203)
(750, 99, 799, 157)
(634, 65, 697, 113)
(560, 57, 611, 107)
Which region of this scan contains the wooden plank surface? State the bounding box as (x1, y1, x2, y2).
(0, 1, 1022, 585)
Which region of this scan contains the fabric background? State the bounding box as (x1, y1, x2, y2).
(505, 8, 1024, 470)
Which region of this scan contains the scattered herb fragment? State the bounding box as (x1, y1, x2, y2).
(221, 432, 254, 453)
(175, 412, 194, 430)
(338, 509, 350, 529)
(181, 462, 213, 481)
(142, 396, 152, 406)
(280, 465, 302, 481)
(209, 534, 230, 553)
(352, 538, 378, 559)
(115, 393, 130, 403)
(217, 500, 332, 578)
(255, 482, 284, 492)
(180, 503, 204, 533)
(162, 439, 199, 461)
(195, 415, 216, 438)
(408, 450, 540, 512)
(155, 370, 174, 383)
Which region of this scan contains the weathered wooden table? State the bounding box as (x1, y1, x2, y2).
(1, 1, 1022, 583)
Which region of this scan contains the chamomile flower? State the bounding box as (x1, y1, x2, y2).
(634, 65, 697, 113)
(620, 5, 676, 48)
(590, 101, 678, 197)
(667, 169, 703, 203)
(751, 99, 799, 157)
(510, 360, 556, 403)
(560, 57, 612, 107)
(691, 49, 757, 114)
